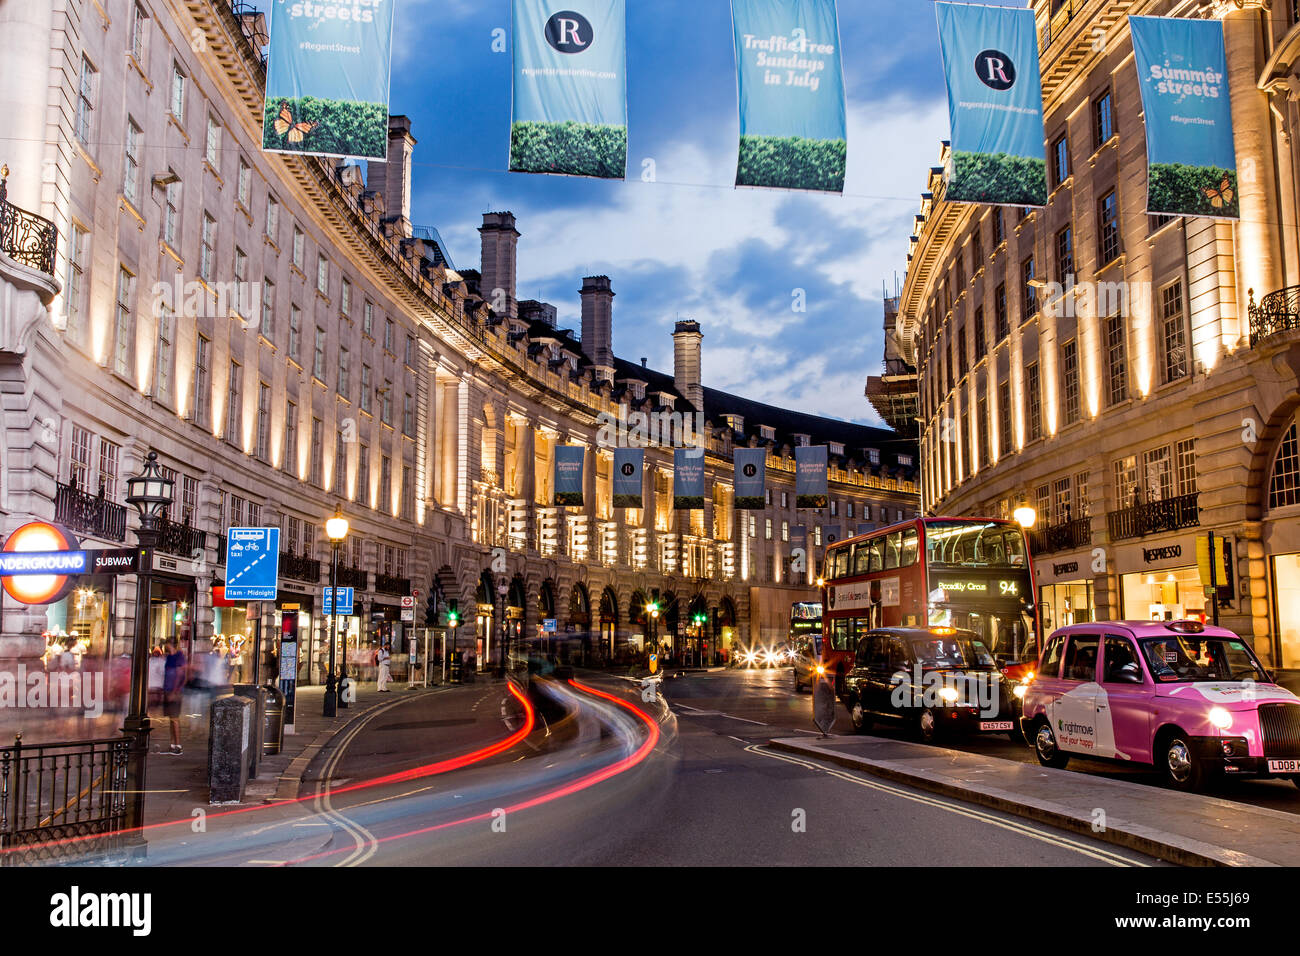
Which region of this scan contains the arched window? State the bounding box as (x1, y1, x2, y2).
(1270, 419, 1300, 510)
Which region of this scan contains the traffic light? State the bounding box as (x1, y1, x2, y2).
(447, 599, 460, 627)
(692, 612, 707, 626)
(425, 591, 438, 627)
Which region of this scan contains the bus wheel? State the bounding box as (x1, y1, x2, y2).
(1033, 720, 1069, 769)
(917, 707, 940, 744)
(848, 696, 871, 734)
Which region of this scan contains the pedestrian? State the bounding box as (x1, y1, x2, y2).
(376, 642, 392, 692)
(162, 638, 186, 755)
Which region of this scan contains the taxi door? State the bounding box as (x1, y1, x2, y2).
(1049, 634, 1103, 757)
(1097, 634, 1150, 763)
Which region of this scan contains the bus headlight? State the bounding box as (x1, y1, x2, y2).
(1208, 706, 1233, 731)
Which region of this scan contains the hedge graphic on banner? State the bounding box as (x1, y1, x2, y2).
(1130, 16, 1238, 218)
(511, 0, 627, 179)
(612, 447, 643, 508)
(734, 447, 767, 509)
(795, 445, 828, 509)
(731, 0, 847, 192)
(936, 2, 1047, 207)
(262, 0, 395, 160)
(554, 446, 585, 506)
(674, 448, 705, 510)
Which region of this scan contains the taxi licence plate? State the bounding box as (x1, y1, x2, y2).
(1268, 759, 1300, 774)
(980, 721, 1013, 732)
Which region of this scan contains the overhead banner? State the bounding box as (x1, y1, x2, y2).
(734, 447, 767, 509)
(511, 0, 628, 179)
(1130, 15, 1238, 218)
(795, 445, 828, 509)
(612, 447, 643, 508)
(674, 448, 705, 510)
(731, 0, 847, 193)
(824, 525, 844, 548)
(936, 2, 1047, 207)
(262, 0, 395, 160)
(554, 445, 585, 506)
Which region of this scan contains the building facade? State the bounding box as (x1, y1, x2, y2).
(0, 0, 918, 688)
(899, 0, 1300, 667)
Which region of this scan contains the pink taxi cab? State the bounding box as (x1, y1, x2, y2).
(1020, 620, 1300, 792)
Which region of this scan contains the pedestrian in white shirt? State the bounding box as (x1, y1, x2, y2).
(376, 643, 392, 692)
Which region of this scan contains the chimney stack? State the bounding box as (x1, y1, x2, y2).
(364, 115, 416, 239)
(479, 212, 520, 319)
(580, 276, 615, 379)
(673, 319, 703, 412)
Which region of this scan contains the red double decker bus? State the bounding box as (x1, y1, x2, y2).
(818, 518, 1041, 691)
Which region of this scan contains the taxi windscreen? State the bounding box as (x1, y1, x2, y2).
(911, 636, 996, 670)
(1139, 636, 1268, 683)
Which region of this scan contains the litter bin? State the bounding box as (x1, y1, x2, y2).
(233, 683, 285, 756)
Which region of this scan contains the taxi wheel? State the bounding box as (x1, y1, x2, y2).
(1160, 732, 1215, 792)
(917, 707, 940, 744)
(1033, 721, 1069, 769)
(848, 696, 871, 734)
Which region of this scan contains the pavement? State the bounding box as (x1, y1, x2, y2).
(767, 733, 1300, 867)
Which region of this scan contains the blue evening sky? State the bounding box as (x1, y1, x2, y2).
(251, 0, 1024, 425)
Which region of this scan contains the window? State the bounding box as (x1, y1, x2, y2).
(384, 317, 394, 352)
(205, 114, 221, 168)
(229, 495, 245, 529)
(260, 280, 275, 338)
(234, 247, 248, 286)
(995, 283, 1008, 340)
(193, 336, 210, 426)
(957, 326, 968, 376)
(334, 430, 347, 493)
(1269, 419, 1300, 509)
(313, 327, 326, 380)
(381, 456, 392, 508)
(65, 225, 89, 343)
(226, 361, 241, 444)
(1053, 477, 1072, 524)
(1175, 438, 1197, 497)
(69, 425, 92, 488)
(130, 3, 148, 62)
(1061, 339, 1080, 425)
(1063, 635, 1100, 682)
(316, 255, 329, 296)
(169, 64, 186, 120)
(75, 56, 97, 145)
(1105, 313, 1127, 405)
(363, 300, 374, 337)
(98, 439, 120, 499)
(955, 252, 965, 290)
(310, 418, 324, 486)
(781, 490, 789, 508)
(357, 443, 370, 502)
(1022, 256, 1036, 318)
(978, 397, 990, 468)
(381, 380, 392, 424)
(1051, 133, 1069, 187)
(1035, 484, 1050, 524)
(1075, 471, 1091, 517)
(288, 304, 301, 360)
(181, 475, 199, 523)
(199, 213, 216, 282)
(237, 157, 251, 207)
(1098, 189, 1120, 265)
(992, 208, 1004, 245)
(361, 364, 372, 413)
(1025, 362, 1042, 441)
(971, 224, 983, 269)
(1056, 226, 1074, 283)
(868, 449, 880, 466)
(1160, 281, 1188, 383)
(341, 278, 352, 317)
(405, 334, 415, 367)
(123, 118, 142, 205)
(403, 392, 414, 434)
(292, 227, 305, 269)
(998, 379, 1012, 452)
(285, 401, 297, 473)
(1114, 455, 1138, 508)
(1142, 446, 1173, 502)
(946, 338, 954, 391)
(973, 306, 986, 355)
(830, 500, 838, 517)
(337, 347, 350, 398)
(1093, 90, 1114, 147)
(265, 194, 279, 241)
(113, 267, 134, 376)
(765, 518, 773, 540)
(155, 303, 174, 403)
(256, 382, 271, 462)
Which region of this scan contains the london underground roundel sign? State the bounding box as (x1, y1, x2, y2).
(1, 521, 82, 606)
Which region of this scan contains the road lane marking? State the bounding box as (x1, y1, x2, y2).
(744, 744, 1146, 867)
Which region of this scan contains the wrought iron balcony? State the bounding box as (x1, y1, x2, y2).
(54, 480, 127, 543)
(155, 514, 207, 557)
(1028, 516, 1093, 555)
(374, 572, 410, 595)
(1040, 0, 1087, 50)
(1106, 492, 1200, 542)
(279, 550, 321, 583)
(215, 533, 226, 565)
(0, 169, 57, 277)
(336, 565, 368, 590)
(1247, 286, 1300, 345)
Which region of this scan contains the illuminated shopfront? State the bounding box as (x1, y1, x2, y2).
(42, 576, 115, 665)
(1120, 566, 1206, 622)
(1039, 581, 1095, 633)
(1273, 553, 1300, 668)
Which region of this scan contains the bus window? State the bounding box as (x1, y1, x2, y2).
(830, 619, 854, 651)
(868, 539, 884, 571)
(852, 543, 871, 575)
(900, 527, 919, 567)
(884, 532, 901, 570)
(834, 547, 849, 578)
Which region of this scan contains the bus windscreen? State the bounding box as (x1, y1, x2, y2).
(925, 521, 1028, 570)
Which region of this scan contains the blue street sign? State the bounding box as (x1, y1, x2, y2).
(542, 618, 557, 633)
(224, 527, 280, 600)
(323, 587, 354, 615)
(0, 551, 88, 575)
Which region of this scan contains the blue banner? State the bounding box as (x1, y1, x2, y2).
(554, 445, 585, 506)
(731, 0, 847, 192)
(795, 445, 828, 509)
(1130, 15, 1238, 218)
(511, 0, 627, 179)
(674, 448, 705, 510)
(612, 447, 643, 508)
(824, 525, 844, 547)
(733, 447, 767, 509)
(263, 0, 395, 160)
(936, 2, 1047, 207)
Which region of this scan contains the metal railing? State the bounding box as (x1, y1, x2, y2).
(1028, 516, 1092, 555)
(0, 734, 137, 863)
(1040, 0, 1088, 49)
(155, 514, 207, 557)
(336, 565, 368, 590)
(374, 573, 410, 595)
(0, 169, 57, 277)
(54, 480, 127, 542)
(279, 550, 321, 583)
(1248, 286, 1300, 345)
(1106, 492, 1200, 541)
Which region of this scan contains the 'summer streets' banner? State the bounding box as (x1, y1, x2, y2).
(511, 0, 627, 179)
(795, 445, 828, 509)
(263, 0, 395, 160)
(936, 2, 1047, 207)
(613, 447, 644, 508)
(732, 0, 847, 192)
(734, 448, 767, 510)
(554, 446, 585, 506)
(674, 448, 705, 510)
(1130, 15, 1239, 218)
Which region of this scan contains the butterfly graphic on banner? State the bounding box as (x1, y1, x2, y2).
(1201, 176, 1234, 210)
(272, 100, 321, 145)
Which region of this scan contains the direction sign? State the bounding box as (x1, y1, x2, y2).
(323, 587, 354, 615)
(400, 608, 414, 622)
(224, 527, 280, 601)
(542, 618, 557, 633)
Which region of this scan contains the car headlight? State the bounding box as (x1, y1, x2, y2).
(815, 664, 826, 676)
(1013, 683, 1028, 699)
(1208, 706, 1233, 731)
(939, 686, 960, 703)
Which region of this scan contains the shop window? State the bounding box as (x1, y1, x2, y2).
(1113, 454, 1138, 508)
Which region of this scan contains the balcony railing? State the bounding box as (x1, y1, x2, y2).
(1106, 492, 1200, 541)
(1248, 286, 1300, 345)
(1028, 516, 1093, 555)
(0, 170, 57, 277)
(155, 514, 207, 557)
(54, 480, 127, 543)
(279, 550, 321, 583)
(374, 573, 410, 595)
(1040, 0, 1087, 49)
(215, 533, 226, 565)
(336, 565, 368, 590)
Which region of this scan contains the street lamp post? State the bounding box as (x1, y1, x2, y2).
(323, 512, 349, 717)
(645, 601, 659, 664)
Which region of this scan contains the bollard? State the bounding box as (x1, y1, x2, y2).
(208, 695, 252, 803)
